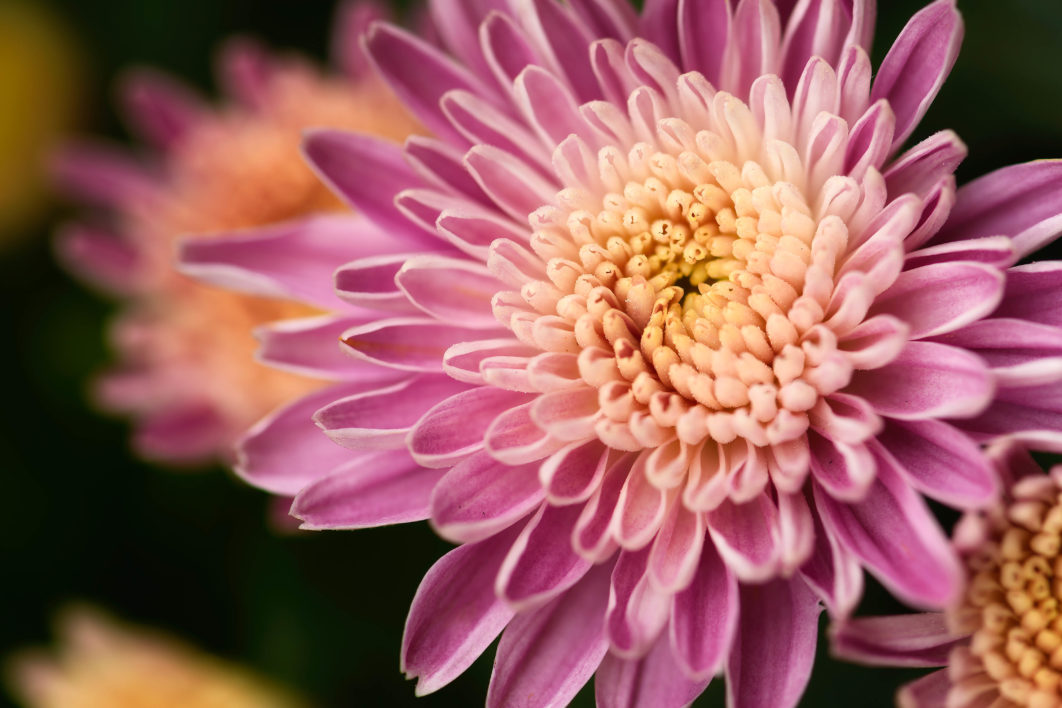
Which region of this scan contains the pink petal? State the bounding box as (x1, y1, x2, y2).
(410, 387, 534, 468)
(465, 144, 560, 221)
(808, 432, 875, 502)
(330, 0, 389, 77)
(814, 448, 963, 609)
(799, 507, 863, 617)
(479, 10, 541, 87)
(725, 578, 821, 708)
(54, 224, 143, 295)
(870, 0, 962, 150)
(430, 451, 544, 543)
(706, 494, 782, 583)
(935, 160, 1062, 259)
(669, 542, 738, 680)
(959, 379, 1062, 441)
(831, 613, 957, 668)
(314, 375, 468, 450)
(575, 454, 637, 560)
(844, 341, 993, 420)
(540, 440, 611, 504)
(648, 502, 705, 594)
(341, 318, 505, 372)
(897, 669, 952, 707)
(50, 141, 157, 207)
(255, 315, 376, 380)
(876, 419, 997, 508)
(365, 22, 493, 143)
(596, 639, 711, 708)
(333, 254, 418, 312)
(995, 262, 1062, 329)
(934, 318, 1062, 385)
(569, 0, 637, 40)
(488, 563, 612, 708)
(610, 452, 669, 550)
(428, 0, 508, 81)
(780, 0, 849, 88)
(677, 0, 729, 85)
(883, 130, 967, 200)
(301, 131, 437, 245)
(177, 215, 373, 309)
(521, 0, 600, 102)
(496, 503, 594, 610)
(404, 135, 491, 205)
(237, 382, 387, 496)
(134, 404, 228, 465)
(440, 90, 549, 177)
(720, 0, 781, 100)
(402, 527, 522, 695)
(396, 255, 503, 328)
(292, 449, 441, 529)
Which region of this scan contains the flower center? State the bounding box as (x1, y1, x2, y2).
(953, 476, 1062, 704)
(523, 93, 854, 453)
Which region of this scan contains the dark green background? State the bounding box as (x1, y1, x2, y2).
(2, 1, 1062, 706)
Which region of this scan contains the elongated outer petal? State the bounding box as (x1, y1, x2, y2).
(292, 448, 441, 529)
(177, 215, 373, 309)
(365, 22, 492, 143)
(814, 447, 962, 609)
(255, 315, 375, 380)
(496, 503, 594, 610)
(302, 131, 438, 245)
(897, 669, 952, 707)
(430, 451, 544, 543)
(875, 418, 997, 508)
(844, 341, 993, 421)
(800, 507, 863, 617)
(342, 318, 505, 372)
(409, 387, 533, 468)
(55, 223, 143, 295)
(669, 542, 738, 680)
(118, 69, 205, 147)
(237, 382, 398, 496)
(402, 525, 522, 695)
(488, 562, 612, 708)
(396, 255, 503, 328)
(726, 577, 821, 708)
(831, 613, 957, 668)
(870, 0, 962, 150)
(596, 638, 711, 708)
(677, 0, 729, 86)
(935, 160, 1062, 258)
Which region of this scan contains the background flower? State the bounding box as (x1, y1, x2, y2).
(182, 0, 1062, 705)
(51, 1, 419, 464)
(833, 439, 1062, 708)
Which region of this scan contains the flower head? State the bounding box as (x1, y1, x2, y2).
(6, 606, 305, 708)
(54, 2, 419, 464)
(185, 0, 1062, 705)
(834, 440, 1062, 707)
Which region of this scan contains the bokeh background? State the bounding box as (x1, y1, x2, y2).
(2, 0, 1062, 705)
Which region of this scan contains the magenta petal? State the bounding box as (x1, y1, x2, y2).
(333, 254, 417, 311)
(134, 404, 228, 464)
(670, 542, 737, 680)
(118, 69, 204, 147)
(569, 0, 637, 40)
(814, 448, 962, 609)
(870, 0, 962, 149)
(844, 341, 993, 420)
(937, 160, 1062, 258)
(898, 670, 952, 707)
(876, 418, 998, 508)
(50, 141, 157, 207)
(488, 562, 611, 708)
(292, 449, 441, 529)
(342, 318, 504, 372)
(677, 0, 729, 86)
(428, 0, 508, 81)
(465, 144, 560, 221)
(995, 262, 1062, 329)
(871, 262, 1004, 339)
(808, 432, 875, 502)
(607, 548, 670, 658)
(55, 224, 143, 295)
(648, 502, 705, 594)
(256, 315, 376, 380)
(365, 21, 492, 143)
(883, 130, 967, 199)
(540, 440, 610, 504)
(596, 638, 711, 708)
(959, 379, 1062, 440)
(726, 578, 821, 708)
(934, 317, 1062, 385)
(410, 387, 534, 468)
(237, 382, 384, 496)
(396, 255, 503, 328)
(430, 451, 544, 543)
(799, 507, 864, 617)
(177, 215, 371, 309)
(402, 527, 521, 695)
(302, 130, 436, 244)
(521, 0, 600, 103)
(315, 375, 468, 450)
(496, 503, 594, 610)
(831, 613, 957, 668)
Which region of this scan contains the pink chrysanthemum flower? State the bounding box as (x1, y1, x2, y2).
(183, 0, 1062, 705)
(54, 3, 420, 464)
(834, 439, 1062, 708)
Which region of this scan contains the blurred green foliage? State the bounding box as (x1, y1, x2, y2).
(2, 0, 1062, 706)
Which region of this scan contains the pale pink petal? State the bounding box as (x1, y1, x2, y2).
(292, 448, 441, 529)
(333, 254, 419, 312)
(799, 507, 863, 617)
(707, 494, 782, 583)
(396, 254, 503, 328)
(430, 451, 544, 543)
(341, 318, 506, 372)
(520, 0, 600, 102)
(487, 562, 612, 708)
(995, 262, 1062, 329)
(255, 315, 376, 380)
(402, 527, 522, 695)
(934, 318, 1062, 385)
(607, 548, 671, 658)
(409, 387, 534, 468)
(648, 502, 705, 594)
(883, 130, 966, 198)
(897, 670, 952, 708)
(726, 578, 821, 708)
